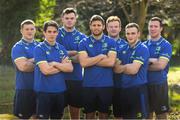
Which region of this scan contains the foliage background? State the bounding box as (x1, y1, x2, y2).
(0, 0, 179, 119)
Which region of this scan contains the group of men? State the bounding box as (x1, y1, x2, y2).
(11, 7, 172, 119)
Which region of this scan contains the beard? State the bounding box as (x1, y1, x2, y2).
(92, 30, 103, 36)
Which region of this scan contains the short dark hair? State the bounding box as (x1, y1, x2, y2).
(149, 17, 163, 27)
(89, 15, 105, 25)
(20, 19, 35, 29)
(106, 16, 121, 26)
(61, 7, 77, 16)
(43, 20, 59, 32)
(125, 23, 140, 32)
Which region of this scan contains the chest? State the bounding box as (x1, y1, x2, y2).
(148, 45, 162, 57)
(23, 45, 35, 58)
(45, 48, 66, 62)
(119, 48, 137, 64)
(86, 42, 109, 56)
(60, 34, 80, 50)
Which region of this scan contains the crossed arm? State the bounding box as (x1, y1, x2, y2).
(114, 59, 142, 75)
(68, 50, 79, 63)
(79, 51, 116, 68)
(38, 57, 73, 75)
(15, 58, 35, 72)
(148, 57, 169, 71)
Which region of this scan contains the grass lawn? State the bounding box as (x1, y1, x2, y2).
(0, 57, 180, 119)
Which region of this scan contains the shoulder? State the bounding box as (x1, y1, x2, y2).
(104, 35, 115, 43)
(57, 42, 66, 49)
(12, 40, 24, 50)
(161, 38, 172, 47)
(143, 40, 149, 45)
(80, 36, 89, 43)
(35, 42, 45, 50)
(137, 42, 149, 53)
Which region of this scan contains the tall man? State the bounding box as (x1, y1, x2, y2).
(11, 19, 38, 119)
(114, 23, 149, 119)
(56, 8, 86, 119)
(34, 20, 73, 119)
(78, 15, 117, 119)
(106, 16, 128, 118)
(144, 17, 172, 119)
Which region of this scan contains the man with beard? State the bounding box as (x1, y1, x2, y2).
(78, 15, 117, 119)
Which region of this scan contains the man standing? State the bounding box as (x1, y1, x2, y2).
(106, 16, 128, 118)
(114, 23, 149, 119)
(11, 19, 38, 119)
(79, 15, 117, 119)
(144, 17, 172, 119)
(34, 20, 73, 119)
(56, 8, 86, 119)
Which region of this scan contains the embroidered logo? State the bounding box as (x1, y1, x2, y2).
(122, 51, 126, 54)
(59, 50, 64, 55)
(137, 112, 142, 118)
(89, 44, 93, 48)
(161, 106, 167, 111)
(155, 46, 161, 54)
(46, 51, 50, 55)
(25, 47, 29, 50)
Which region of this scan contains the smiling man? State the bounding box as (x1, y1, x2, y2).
(114, 23, 150, 119)
(34, 20, 73, 119)
(11, 19, 38, 119)
(78, 15, 117, 119)
(144, 17, 172, 119)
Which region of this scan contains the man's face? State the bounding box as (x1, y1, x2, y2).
(21, 24, 36, 40)
(125, 27, 140, 46)
(90, 20, 105, 36)
(107, 21, 121, 38)
(43, 26, 58, 43)
(62, 13, 76, 29)
(148, 20, 162, 39)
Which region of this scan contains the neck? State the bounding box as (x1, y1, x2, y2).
(150, 35, 161, 41)
(22, 37, 33, 43)
(130, 40, 139, 48)
(46, 40, 55, 46)
(64, 26, 74, 32)
(108, 34, 120, 41)
(93, 33, 103, 40)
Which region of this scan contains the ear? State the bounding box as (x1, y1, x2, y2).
(138, 31, 141, 38)
(102, 25, 105, 30)
(20, 29, 23, 34)
(61, 16, 64, 23)
(160, 27, 163, 32)
(43, 31, 46, 36)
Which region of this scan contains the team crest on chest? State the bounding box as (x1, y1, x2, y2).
(155, 46, 161, 54)
(102, 43, 108, 51)
(59, 50, 64, 55)
(74, 36, 80, 44)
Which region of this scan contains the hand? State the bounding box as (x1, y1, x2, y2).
(61, 57, 71, 63)
(98, 54, 107, 60)
(28, 58, 34, 63)
(115, 59, 122, 65)
(149, 58, 158, 64)
(48, 61, 57, 66)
